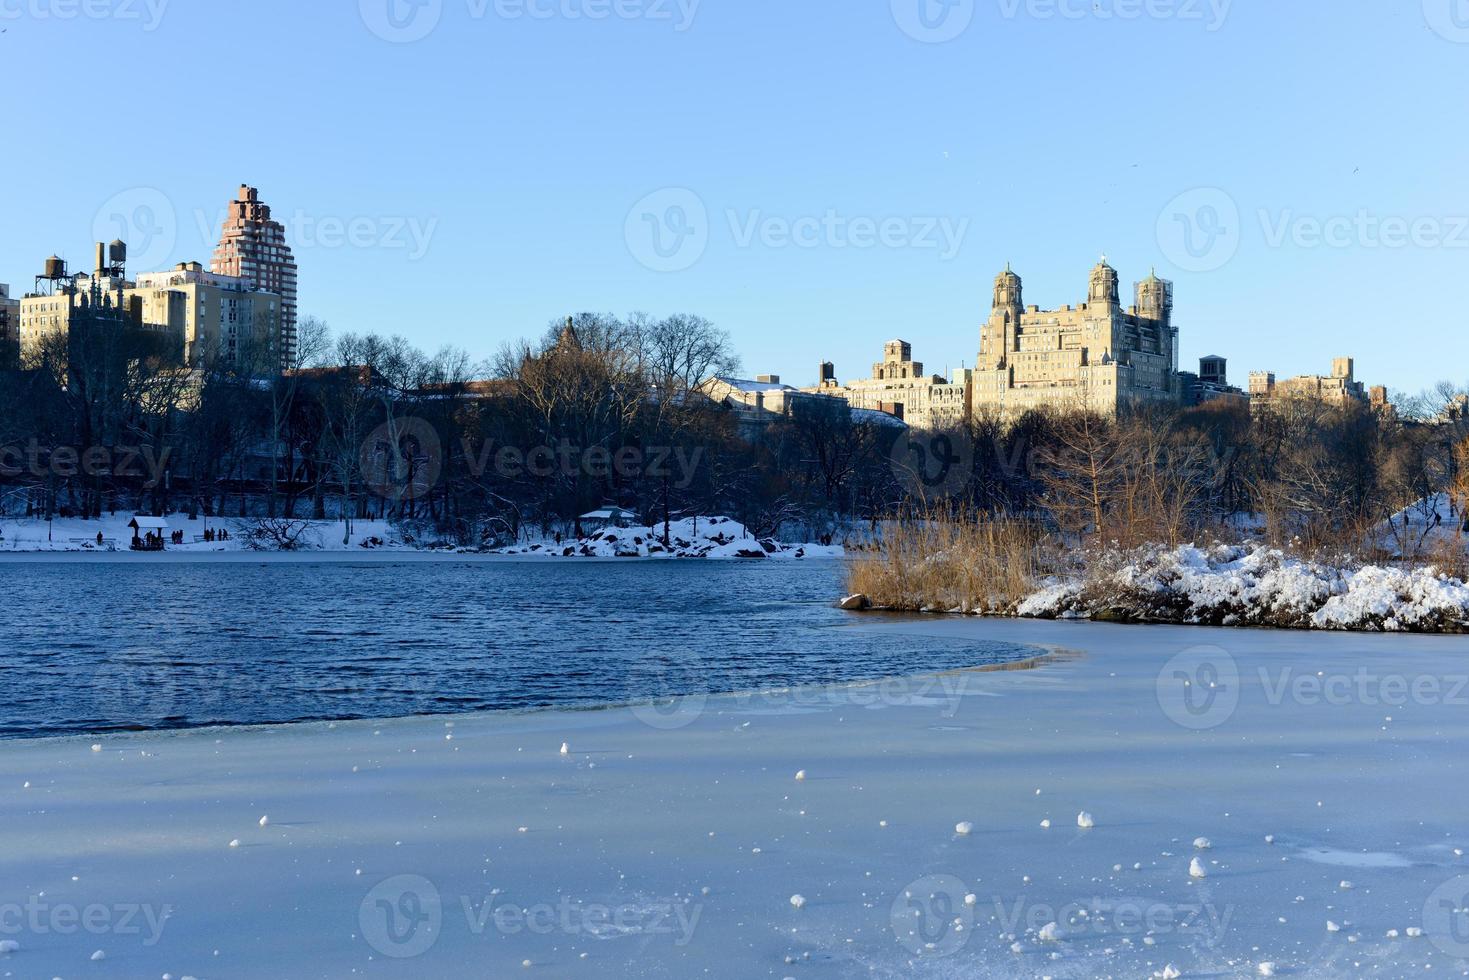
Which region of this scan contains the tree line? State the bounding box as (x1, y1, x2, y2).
(0, 310, 1464, 556)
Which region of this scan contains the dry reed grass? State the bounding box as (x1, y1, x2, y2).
(845, 513, 1049, 614)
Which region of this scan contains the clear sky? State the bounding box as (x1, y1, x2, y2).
(1, 0, 1465, 394)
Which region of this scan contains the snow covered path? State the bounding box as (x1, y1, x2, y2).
(2, 620, 1468, 978)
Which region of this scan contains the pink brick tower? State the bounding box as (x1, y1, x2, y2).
(211, 185, 299, 370)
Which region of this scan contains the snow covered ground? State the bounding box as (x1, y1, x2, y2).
(1379, 494, 1467, 558)
(0, 513, 408, 554)
(1015, 544, 1469, 633)
(496, 516, 844, 560)
(0, 513, 842, 560)
(2, 619, 1468, 978)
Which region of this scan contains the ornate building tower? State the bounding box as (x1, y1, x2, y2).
(993, 263, 1023, 318)
(1135, 267, 1173, 324)
(211, 185, 298, 371)
(981, 264, 1023, 370)
(1088, 257, 1120, 308)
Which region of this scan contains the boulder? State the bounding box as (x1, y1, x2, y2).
(839, 594, 872, 611)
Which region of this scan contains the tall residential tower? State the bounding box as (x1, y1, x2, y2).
(211, 185, 298, 369)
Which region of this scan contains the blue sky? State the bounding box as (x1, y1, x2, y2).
(1, 0, 1466, 394)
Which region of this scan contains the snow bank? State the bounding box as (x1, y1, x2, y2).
(1017, 544, 1469, 633)
(0, 514, 408, 554)
(497, 516, 842, 560)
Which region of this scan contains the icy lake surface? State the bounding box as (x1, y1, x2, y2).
(0, 558, 1037, 738)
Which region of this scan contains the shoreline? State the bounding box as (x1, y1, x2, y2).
(845, 602, 1469, 636)
(0, 549, 848, 564)
(3, 618, 1466, 977)
(0, 643, 1069, 747)
(844, 539, 1469, 635)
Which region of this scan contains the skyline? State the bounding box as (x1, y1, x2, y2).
(2, 1, 1467, 395)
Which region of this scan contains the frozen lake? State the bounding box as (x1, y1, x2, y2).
(0, 557, 1036, 739)
(2, 618, 1467, 978)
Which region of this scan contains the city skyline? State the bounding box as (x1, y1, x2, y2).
(2, 1, 1466, 395)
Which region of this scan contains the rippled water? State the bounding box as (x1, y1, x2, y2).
(0, 558, 1037, 739)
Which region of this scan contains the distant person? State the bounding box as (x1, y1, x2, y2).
(96, 531, 104, 546)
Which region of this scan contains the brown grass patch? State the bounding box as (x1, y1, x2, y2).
(845, 514, 1050, 614)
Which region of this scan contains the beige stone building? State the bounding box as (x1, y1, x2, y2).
(130, 262, 281, 370)
(1249, 358, 1392, 416)
(703, 375, 851, 438)
(970, 260, 1180, 418)
(804, 340, 970, 430)
(19, 244, 148, 362)
(0, 283, 19, 370)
